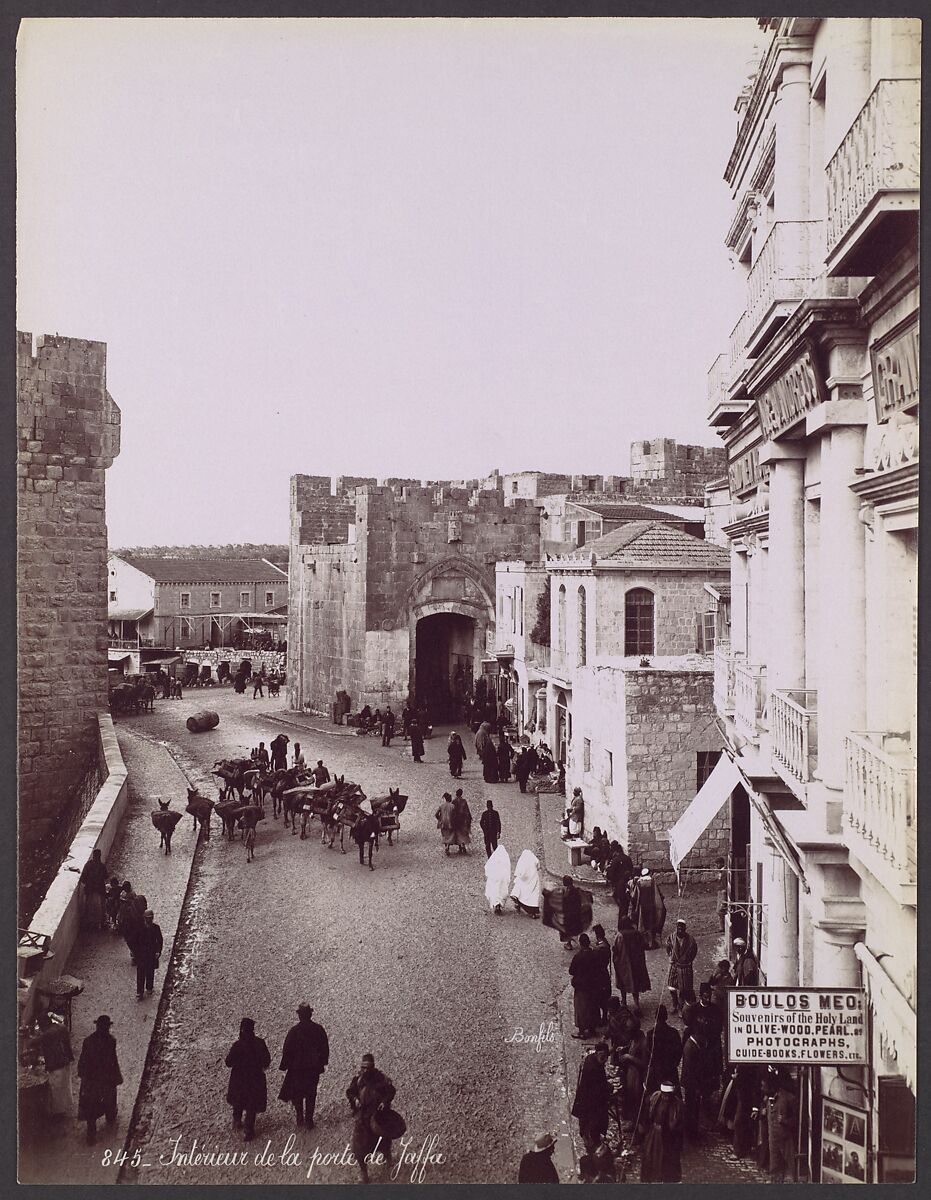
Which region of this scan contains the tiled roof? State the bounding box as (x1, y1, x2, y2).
(567, 501, 684, 522)
(565, 522, 730, 569)
(116, 556, 288, 584)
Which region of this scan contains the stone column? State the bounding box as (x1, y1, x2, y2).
(774, 61, 812, 222)
(765, 451, 807, 690)
(817, 426, 867, 793)
(810, 923, 863, 988)
(764, 843, 800, 986)
(730, 548, 749, 657)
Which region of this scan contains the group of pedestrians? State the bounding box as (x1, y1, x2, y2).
(223, 1006, 404, 1183)
(481, 845, 542, 916)
(80, 852, 165, 1002)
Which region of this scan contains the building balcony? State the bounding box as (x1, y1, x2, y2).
(743, 221, 819, 356)
(826, 79, 920, 277)
(844, 731, 916, 903)
(713, 640, 735, 714)
(726, 311, 753, 396)
(108, 638, 139, 651)
(771, 688, 818, 788)
(734, 658, 767, 742)
(708, 353, 747, 427)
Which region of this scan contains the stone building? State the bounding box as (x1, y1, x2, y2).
(288, 476, 540, 719)
(107, 554, 288, 652)
(519, 522, 730, 865)
(703, 17, 917, 1181)
(17, 332, 121, 906)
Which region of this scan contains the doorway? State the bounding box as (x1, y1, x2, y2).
(414, 612, 475, 723)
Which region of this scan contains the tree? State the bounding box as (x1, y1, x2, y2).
(529, 576, 551, 646)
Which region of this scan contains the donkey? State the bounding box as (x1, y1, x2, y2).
(185, 788, 215, 841)
(150, 799, 182, 855)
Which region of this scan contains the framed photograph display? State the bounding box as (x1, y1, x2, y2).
(820, 1100, 869, 1183)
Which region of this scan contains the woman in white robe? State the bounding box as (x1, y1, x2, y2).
(510, 849, 542, 917)
(484, 845, 512, 914)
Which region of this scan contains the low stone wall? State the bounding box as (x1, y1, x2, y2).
(176, 648, 285, 675)
(18, 714, 129, 1023)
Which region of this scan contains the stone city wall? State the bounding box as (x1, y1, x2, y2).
(17, 332, 120, 892)
(624, 667, 727, 867)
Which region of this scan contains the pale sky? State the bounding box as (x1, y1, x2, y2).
(17, 17, 758, 547)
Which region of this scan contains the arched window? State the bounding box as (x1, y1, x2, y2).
(625, 588, 654, 656)
(557, 584, 566, 651)
(577, 586, 587, 665)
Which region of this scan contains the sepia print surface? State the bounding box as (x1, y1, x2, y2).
(16, 15, 918, 1187)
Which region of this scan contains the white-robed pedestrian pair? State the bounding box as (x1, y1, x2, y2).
(511, 849, 542, 915)
(484, 845, 512, 913)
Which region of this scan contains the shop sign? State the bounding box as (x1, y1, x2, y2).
(755, 344, 827, 440)
(871, 316, 919, 423)
(728, 444, 770, 497)
(726, 988, 867, 1065)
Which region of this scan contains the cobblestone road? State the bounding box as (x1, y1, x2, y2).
(121, 689, 576, 1186)
(26, 687, 771, 1186)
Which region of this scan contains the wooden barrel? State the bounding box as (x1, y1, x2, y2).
(186, 710, 220, 733)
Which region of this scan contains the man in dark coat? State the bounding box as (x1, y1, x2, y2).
(77, 1015, 122, 1144)
(226, 1018, 271, 1142)
(571, 1043, 612, 1151)
(401, 703, 413, 738)
(517, 1132, 559, 1183)
(628, 866, 666, 949)
(514, 747, 533, 793)
(613, 915, 650, 1013)
(665, 919, 699, 1012)
(479, 800, 501, 858)
(496, 735, 512, 782)
(569, 934, 601, 1039)
(269, 734, 289, 772)
(474, 721, 498, 783)
(590, 923, 613, 1026)
(135, 910, 164, 1000)
(409, 720, 425, 763)
(643, 1005, 682, 1095)
(80, 849, 108, 931)
(733, 937, 760, 986)
(347, 1053, 397, 1183)
(278, 1004, 329, 1128)
(312, 760, 331, 787)
(640, 1082, 684, 1182)
(683, 982, 724, 1089)
(605, 843, 634, 908)
(381, 706, 395, 746)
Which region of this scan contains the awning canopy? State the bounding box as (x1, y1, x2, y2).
(728, 750, 810, 893)
(854, 941, 915, 1092)
(140, 652, 181, 667)
(108, 607, 153, 622)
(668, 754, 741, 873)
(703, 583, 731, 603)
(107, 652, 131, 664)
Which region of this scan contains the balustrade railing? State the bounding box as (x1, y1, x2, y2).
(745, 222, 819, 347)
(108, 638, 139, 651)
(734, 659, 767, 741)
(713, 640, 735, 714)
(531, 642, 551, 669)
(844, 731, 916, 887)
(727, 311, 750, 387)
(771, 689, 818, 783)
(707, 353, 728, 417)
(826, 79, 921, 255)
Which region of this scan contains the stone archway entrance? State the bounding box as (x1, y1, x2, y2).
(414, 612, 476, 723)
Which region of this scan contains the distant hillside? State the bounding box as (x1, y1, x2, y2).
(112, 544, 289, 568)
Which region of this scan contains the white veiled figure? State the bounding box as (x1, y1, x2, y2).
(510, 849, 542, 912)
(484, 845, 512, 912)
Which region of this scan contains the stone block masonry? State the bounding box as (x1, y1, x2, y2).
(625, 668, 727, 868)
(17, 332, 121, 909)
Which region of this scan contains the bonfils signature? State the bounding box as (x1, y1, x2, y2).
(504, 1020, 559, 1051)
